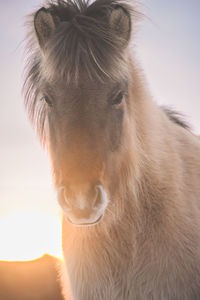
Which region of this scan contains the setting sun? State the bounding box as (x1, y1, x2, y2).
(0, 211, 62, 261)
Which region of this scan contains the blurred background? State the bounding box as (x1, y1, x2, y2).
(0, 0, 199, 299)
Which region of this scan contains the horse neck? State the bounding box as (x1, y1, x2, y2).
(127, 61, 181, 204)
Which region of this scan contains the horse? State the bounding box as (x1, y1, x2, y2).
(24, 0, 200, 299)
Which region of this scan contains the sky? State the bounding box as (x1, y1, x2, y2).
(0, 0, 200, 260)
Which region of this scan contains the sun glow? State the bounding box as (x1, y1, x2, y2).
(0, 211, 63, 261)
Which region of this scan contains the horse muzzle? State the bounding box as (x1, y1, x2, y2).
(57, 184, 109, 226)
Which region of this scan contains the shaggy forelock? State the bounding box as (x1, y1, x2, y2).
(41, 0, 138, 83)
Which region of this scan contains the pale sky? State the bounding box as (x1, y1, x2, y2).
(0, 0, 199, 241)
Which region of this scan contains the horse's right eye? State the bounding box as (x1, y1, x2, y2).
(43, 96, 53, 107)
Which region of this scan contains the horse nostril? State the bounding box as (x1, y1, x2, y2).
(57, 186, 71, 212)
(93, 185, 108, 209)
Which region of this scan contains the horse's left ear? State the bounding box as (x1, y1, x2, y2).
(109, 5, 131, 48)
(34, 7, 59, 49)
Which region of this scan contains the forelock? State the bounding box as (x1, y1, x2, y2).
(38, 0, 140, 83)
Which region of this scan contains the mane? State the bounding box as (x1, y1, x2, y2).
(23, 0, 140, 144)
(162, 106, 191, 131)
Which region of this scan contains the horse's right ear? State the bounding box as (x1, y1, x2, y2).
(34, 8, 58, 49)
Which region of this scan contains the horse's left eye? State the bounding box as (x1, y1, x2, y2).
(112, 92, 124, 106)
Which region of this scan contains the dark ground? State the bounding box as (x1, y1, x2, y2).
(0, 255, 64, 300)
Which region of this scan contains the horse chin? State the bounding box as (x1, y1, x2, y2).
(66, 214, 103, 227)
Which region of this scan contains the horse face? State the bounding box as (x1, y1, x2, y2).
(42, 79, 127, 226)
(31, 2, 132, 226)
